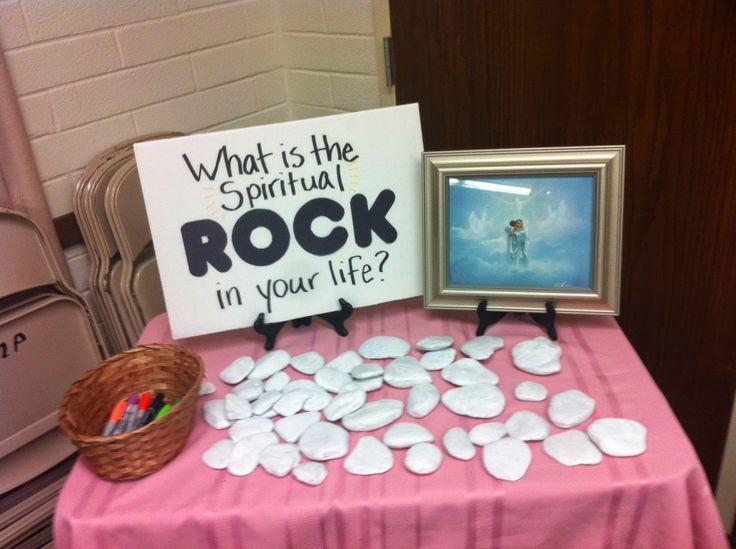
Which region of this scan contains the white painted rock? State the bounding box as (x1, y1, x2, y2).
(249, 349, 291, 380)
(283, 379, 318, 393)
(293, 461, 327, 486)
(505, 410, 551, 441)
(468, 422, 507, 446)
(315, 367, 352, 393)
(407, 383, 440, 418)
(441, 358, 499, 386)
(359, 336, 411, 359)
(257, 409, 278, 418)
(199, 379, 216, 396)
(274, 411, 321, 443)
(420, 348, 456, 370)
(482, 438, 532, 481)
(224, 393, 253, 421)
(543, 430, 602, 466)
(512, 337, 562, 375)
(324, 389, 367, 421)
(443, 427, 476, 460)
(290, 351, 325, 375)
(341, 399, 404, 431)
(460, 336, 504, 360)
(416, 335, 454, 351)
(229, 417, 273, 442)
(303, 388, 332, 411)
(548, 389, 596, 428)
(405, 442, 443, 475)
(202, 439, 234, 469)
(325, 350, 364, 374)
(259, 443, 300, 477)
(228, 432, 279, 476)
(272, 389, 311, 417)
(514, 381, 548, 402)
(344, 436, 394, 475)
(265, 371, 290, 392)
(351, 362, 383, 380)
(299, 421, 350, 461)
(251, 390, 282, 416)
(349, 376, 384, 392)
(587, 418, 647, 457)
(383, 356, 431, 388)
(233, 378, 264, 401)
(220, 356, 254, 384)
(382, 422, 434, 448)
(203, 399, 233, 429)
(442, 382, 506, 418)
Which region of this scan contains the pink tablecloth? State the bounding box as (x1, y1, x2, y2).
(54, 298, 726, 548)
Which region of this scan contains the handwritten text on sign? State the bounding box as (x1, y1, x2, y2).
(134, 105, 424, 339)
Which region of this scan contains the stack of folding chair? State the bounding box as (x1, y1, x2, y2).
(74, 134, 176, 353)
(0, 208, 106, 546)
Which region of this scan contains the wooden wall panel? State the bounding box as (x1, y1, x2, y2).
(390, 0, 736, 485)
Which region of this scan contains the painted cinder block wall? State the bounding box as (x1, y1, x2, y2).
(0, 0, 386, 306)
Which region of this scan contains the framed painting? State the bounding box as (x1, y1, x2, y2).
(423, 146, 624, 315)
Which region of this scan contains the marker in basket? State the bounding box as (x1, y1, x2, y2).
(139, 392, 165, 427)
(133, 391, 152, 428)
(101, 399, 126, 436)
(154, 403, 172, 421)
(115, 393, 139, 434)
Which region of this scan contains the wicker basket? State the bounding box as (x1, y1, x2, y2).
(58, 343, 204, 481)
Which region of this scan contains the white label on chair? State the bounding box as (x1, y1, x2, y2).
(133, 105, 424, 339)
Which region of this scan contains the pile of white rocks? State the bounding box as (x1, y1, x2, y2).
(199, 333, 647, 485)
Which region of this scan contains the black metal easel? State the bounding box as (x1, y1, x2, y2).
(475, 299, 558, 340)
(253, 298, 354, 350)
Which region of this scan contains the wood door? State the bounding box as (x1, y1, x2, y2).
(390, 0, 736, 486)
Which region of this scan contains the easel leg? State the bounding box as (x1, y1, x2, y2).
(529, 301, 558, 340)
(475, 299, 507, 336)
(253, 313, 287, 351)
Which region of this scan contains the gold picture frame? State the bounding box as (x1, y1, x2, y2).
(423, 146, 624, 315)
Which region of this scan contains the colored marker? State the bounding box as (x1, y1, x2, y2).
(115, 394, 140, 434)
(101, 399, 126, 436)
(134, 391, 152, 428)
(140, 392, 165, 426)
(154, 404, 172, 420)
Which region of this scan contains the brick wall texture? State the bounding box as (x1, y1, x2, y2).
(0, 0, 385, 293)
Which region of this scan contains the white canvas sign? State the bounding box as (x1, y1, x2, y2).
(134, 104, 424, 339)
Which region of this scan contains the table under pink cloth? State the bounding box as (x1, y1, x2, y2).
(54, 298, 726, 548)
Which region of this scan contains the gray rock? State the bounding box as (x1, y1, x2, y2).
(442, 382, 506, 418)
(326, 350, 364, 374)
(359, 336, 411, 359)
(460, 336, 504, 360)
(468, 422, 507, 446)
(407, 383, 440, 418)
(315, 367, 352, 393)
(299, 421, 350, 461)
(443, 427, 476, 460)
(228, 432, 279, 476)
(416, 335, 454, 351)
(228, 417, 273, 442)
(419, 348, 456, 370)
(274, 411, 321, 443)
(303, 388, 332, 411)
(543, 430, 602, 466)
(202, 439, 234, 469)
(249, 349, 291, 380)
(198, 379, 216, 396)
(219, 356, 254, 384)
(548, 389, 596, 428)
(251, 390, 282, 416)
(290, 351, 325, 375)
(259, 443, 301, 477)
(405, 442, 443, 474)
(224, 393, 253, 421)
(382, 422, 434, 448)
(264, 371, 290, 392)
(441, 358, 499, 386)
(514, 381, 548, 402)
(512, 337, 562, 375)
(344, 436, 394, 475)
(505, 410, 551, 441)
(384, 356, 431, 388)
(587, 418, 647, 457)
(341, 399, 404, 431)
(324, 389, 367, 421)
(232, 378, 264, 401)
(351, 362, 383, 380)
(292, 461, 327, 486)
(203, 399, 233, 429)
(482, 438, 532, 481)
